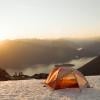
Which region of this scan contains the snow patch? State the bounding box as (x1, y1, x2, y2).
(0, 76, 100, 100)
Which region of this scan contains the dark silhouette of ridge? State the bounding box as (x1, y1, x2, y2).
(0, 68, 11, 81)
(78, 56, 100, 76)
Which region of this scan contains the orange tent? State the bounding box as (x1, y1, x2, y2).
(45, 66, 89, 90)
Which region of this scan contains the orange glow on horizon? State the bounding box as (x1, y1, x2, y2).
(0, 33, 99, 41)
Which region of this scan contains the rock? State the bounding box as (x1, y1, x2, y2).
(12, 72, 30, 80)
(0, 68, 11, 81)
(31, 73, 48, 79)
(55, 64, 75, 67)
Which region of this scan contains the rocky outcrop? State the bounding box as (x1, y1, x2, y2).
(78, 56, 100, 76)
(55, 64, 74, 67)
(31, 73, 48, 79)
(12, 72, 30, 80)
(0, 68, 11, 81)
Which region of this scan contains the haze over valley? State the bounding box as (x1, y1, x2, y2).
(0, 38, 99, 75)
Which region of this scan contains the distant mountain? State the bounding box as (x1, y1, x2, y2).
(0, 38, 100, 70)
(78, 56, 100, 76)
(0, 39, 78, 69)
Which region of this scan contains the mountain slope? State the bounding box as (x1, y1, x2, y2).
(78, 56, 100, 76)
(0, 39, 100, 70)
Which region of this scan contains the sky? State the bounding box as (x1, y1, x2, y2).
(0, 0, 100, 40)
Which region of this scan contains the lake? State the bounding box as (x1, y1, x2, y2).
(7, 57, 94, 76)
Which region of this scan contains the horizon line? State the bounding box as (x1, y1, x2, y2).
(0, 36, 100, 41)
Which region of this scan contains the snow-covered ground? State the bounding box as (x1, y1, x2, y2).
(0, 76, 100, 100)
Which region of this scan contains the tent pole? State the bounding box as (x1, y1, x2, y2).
(73, 71, 82, 92)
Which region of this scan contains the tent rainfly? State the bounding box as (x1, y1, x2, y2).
(44, 66, 89, 90)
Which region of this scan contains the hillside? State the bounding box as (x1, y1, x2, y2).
(78, 56, 100, 76)
(0, 39, 100, 70)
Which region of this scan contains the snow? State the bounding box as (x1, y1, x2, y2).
(0, 76, 100, 100)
